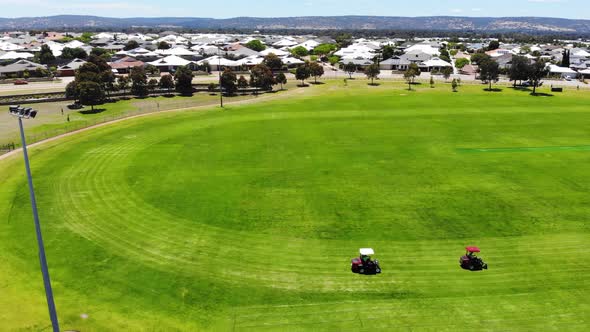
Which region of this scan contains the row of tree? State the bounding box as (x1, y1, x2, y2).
(65, 56, 195, 111)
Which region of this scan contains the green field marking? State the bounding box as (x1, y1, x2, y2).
(457, 145, 590, 153)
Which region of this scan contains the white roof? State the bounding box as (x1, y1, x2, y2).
(573, 49, 590, 57)
(282, 57, 305, 65)
(579, 69, 590, 74)
(405, 43, 440, 56)
(274, 39, 298, 47)
(260, 47, 289, 56)
(422, 57, 452, 67)
(548, 65, 577, 74)
(65, 40, 86, 48)
(159, 47, 196, 56)
(360, 248, 374, 255)
(0, 42, 24, 51)
(0, 51, 34, 60)
(293, 40, 320, 51)
(235, 55, 264, 66)
(148, 55, 195, 67)
(197, 55, 240, 67)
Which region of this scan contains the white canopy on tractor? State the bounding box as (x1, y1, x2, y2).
(360, 248, 374, 256)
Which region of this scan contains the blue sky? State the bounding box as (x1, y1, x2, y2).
(0, 0, 587, 19)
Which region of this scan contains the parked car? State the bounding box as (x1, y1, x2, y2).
(14, 80, 28, 85)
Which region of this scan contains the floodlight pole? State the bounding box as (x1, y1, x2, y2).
(17, 115, 60, 332)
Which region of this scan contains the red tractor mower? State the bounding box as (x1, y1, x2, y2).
(460, 246, 488, 271)
(351, 248, 381, 275)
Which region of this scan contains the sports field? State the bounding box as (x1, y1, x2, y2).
(1, 81, 589, 331)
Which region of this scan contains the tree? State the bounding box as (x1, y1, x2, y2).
(381, 45, 395, 60)
(77, 62, 101, 83)
(158, 41, 171, 50)
(275, 72, 287, 90)
(124, 40, 140, 51)
(175, 66, 194, 95)
(159, 74, 175, 94)
(403, 63, 421, 85)
(148, 78, 159, 94)
(250, 64, 275, 91)
(245, 40, 266, 52)
(529, 60, 549, 94)
(441, 66, 453, 81)
(328, 55, 340, 66)
(509, 55, 531, 87)
(220, 68, 237, 95)
(90, 47, 108, 57)
(335, 33, 352, 48)
(78, 81, 104, 112)
(470, 53, 491, 65)
(237, 75, 249, 90)
(99, 70, 116, 98)
(430, 76, 435, 88)
(479, 58, 500, 90)
(262, 53, 283, 72)
(313, 43, 337, 56)
(65, 81, 79, 103)
(145, 64, 160, 76)
(365, 64, 380, 85)
(295, 64, 311, 85)
(561, 49, 570, 67)
(118, 76, 130, 95)
(130, 66, 149, 97)
(87, 54, 111, 73)
(61, 47, 88, 60)
(404, 70, 414, 90)
(452, 78, 458, 92)
(290, 46, 308, 57)
(344, 62, 356, 79)
(455, 58, 469, 69)
(487, 40, 500, 51)
(39, 44, 55, 64)
(309, 62, 324, 83)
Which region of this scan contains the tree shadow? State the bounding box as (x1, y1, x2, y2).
(309, 81, 325, 85)
(410, 82, 422, 85)
(484, 88, 503, 92)
(368, 83, 381, 86)
(530, 92, 554, 97)
(297, 84, 310, 87)
(79, 108, 106, 115)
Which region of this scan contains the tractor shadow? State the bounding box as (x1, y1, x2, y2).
(530, 92, 554, 97)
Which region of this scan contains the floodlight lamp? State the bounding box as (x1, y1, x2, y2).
(29, 110, 37, 118)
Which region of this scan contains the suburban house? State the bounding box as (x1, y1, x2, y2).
(0, 59, 46, 78)
(548, 64, 578, 78)
(400, 50, 432, 64)
(109, 57, 146, 74)
(379, 57, 411, 71)
(148, 55, 197, 72)
(419, 57, 452, 72)
(57, 58, 87, 76)
(197, 55, 240, 71)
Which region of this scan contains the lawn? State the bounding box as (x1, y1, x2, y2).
(0, 81, 589, 331)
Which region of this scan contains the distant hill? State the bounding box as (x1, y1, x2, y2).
(0, 15, 589, 34)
